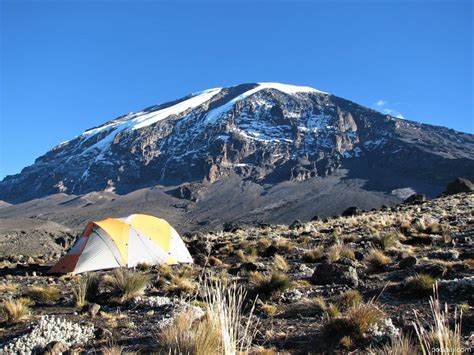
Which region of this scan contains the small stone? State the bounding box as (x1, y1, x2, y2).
(354, 251, 365, 261)
(88, 303, 101, 318)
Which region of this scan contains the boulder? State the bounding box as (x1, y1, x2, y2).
(443, 177, 474, 196)
(311, 263, 358, 287)
(404, 194, 426, 205)
(290, 220, 303, 229)
(399, 256, 417, 269)
(341, 207, 362, 217)
(264, 245, 279, 257)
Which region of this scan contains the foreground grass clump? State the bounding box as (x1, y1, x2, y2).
(405, 274, 436, 297)
(26, 285, 60, 303)
(369, 333, 418, 355)
(413, 283, 463, 355)
(1, 298, 31, 323)
(103, 268, 149, 303)
(73, 273, 99, 308)
(249, 271, 291, 300)
(156, 281, 256, 354)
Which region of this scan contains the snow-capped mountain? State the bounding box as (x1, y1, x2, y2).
(1, 82, 473, 205)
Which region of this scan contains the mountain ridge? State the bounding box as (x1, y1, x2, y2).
(1, 82, 473, 227)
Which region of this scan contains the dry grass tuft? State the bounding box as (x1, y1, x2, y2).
(73, 272, 99, 308)
(159, 265, 197, 295)
(273, 254, 289, 272)
(377, 232, 401, 250)
(322, 301, 385, 346)
(328, 242, 355, 262)
(249, 271, 291, 300)
(156, 280, 257, 354)
(102, 268, 149, 303)
(405, 274, 436, 297)
(260, 303, 278, 317)
(275, 239, 295, 253)
(368, 333, 418, 355)
(413, 283, 463, 355)
(0, 283, 18, 294)
(302, 246, 324, 262)
(26, 285, 60, 303)
(285, 297, 326, 317)
(1, 298, 31, 323)
(236, 249, 258, 263)
(366, 248, 392, 269)
(337, 290, 362, 310)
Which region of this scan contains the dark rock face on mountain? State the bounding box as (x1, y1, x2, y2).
(0, 82, 473, 231)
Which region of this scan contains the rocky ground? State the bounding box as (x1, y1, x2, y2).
(0, 190, 473, 354)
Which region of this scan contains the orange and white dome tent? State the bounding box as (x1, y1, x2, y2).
(49, 214, 193, 274)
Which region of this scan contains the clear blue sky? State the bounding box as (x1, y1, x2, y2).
(1, 0, 473, 179)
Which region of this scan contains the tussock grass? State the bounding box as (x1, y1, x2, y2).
(413, 283, 463, 355)
(285, 297, 326, 317)
(156, 310, 221, 354)
(73, 273, 99, 308)
(160, 265, 197, 295)
(260, 303, 278, 317)
(100, 345, 124, 355)
(26, 285, 60, 303)
(325, 303, 341, 319)
(1, 298, 31, 323)
(369, 333, 418, 355)
(273, 254, 289, 272)
(405, 273, 436, 297)
(328, 242, 355, 262)
(377, 232, 401, 250)
(302, 246, 324, 262)
(346, 301, 385, 335)
(0, 283, 18, 294)
(337, 290, 362, 310)
(275, 239, 295, 253)
(236, 249, 258, 263)
(322, 301, 385, 346)
(102, 268, 149, 303)
(249, 271, 291, 300)
(366, 248, 392, 269)
(156, 280, 257, 354)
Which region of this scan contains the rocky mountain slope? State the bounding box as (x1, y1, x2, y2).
(0, 83, 473, 232)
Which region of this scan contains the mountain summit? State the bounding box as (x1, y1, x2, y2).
(1, 82, 473, 214)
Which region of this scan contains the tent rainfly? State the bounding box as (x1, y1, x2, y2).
(49, 214, 193, 274)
